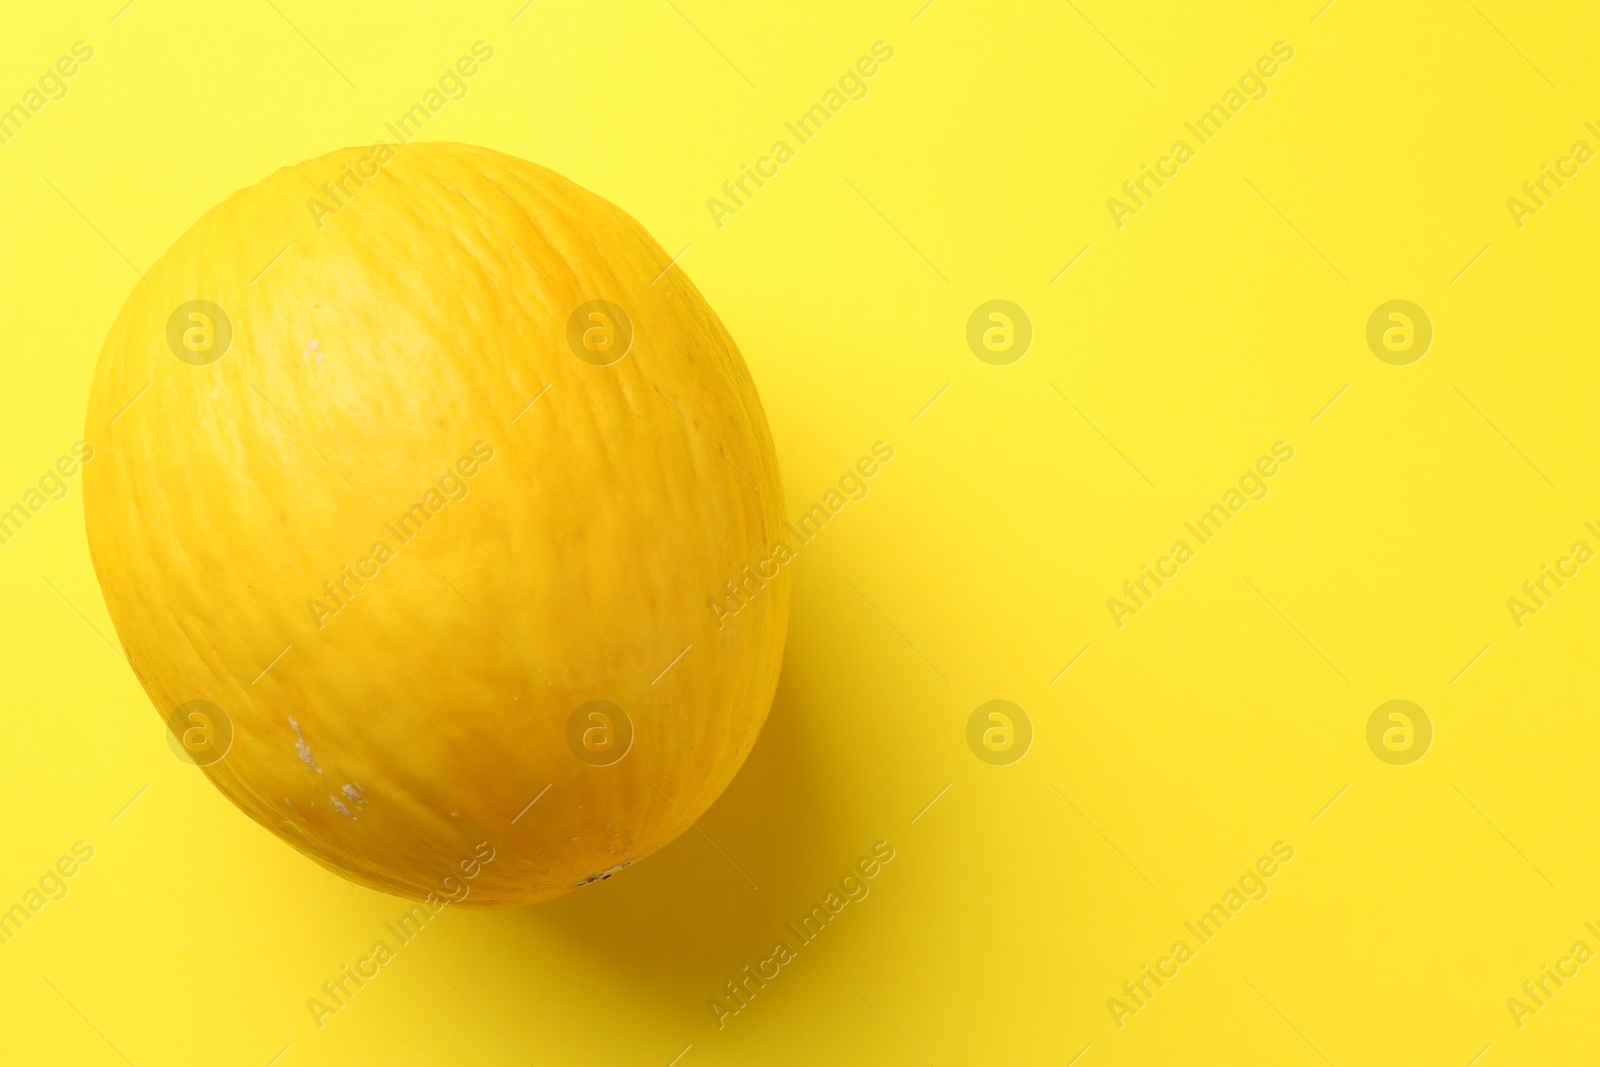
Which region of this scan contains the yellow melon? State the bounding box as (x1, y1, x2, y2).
(83, 142, 789, 906)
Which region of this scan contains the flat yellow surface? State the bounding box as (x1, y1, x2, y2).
(2, 1, 1597, 1064)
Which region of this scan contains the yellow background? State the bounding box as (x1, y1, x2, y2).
(3, 0, 1598, 1063)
